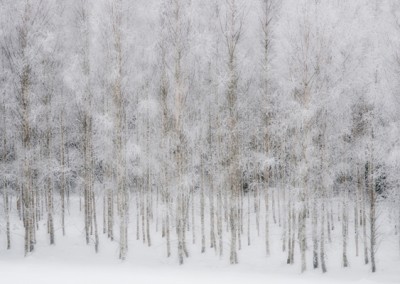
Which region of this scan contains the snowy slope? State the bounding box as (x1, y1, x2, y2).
(1, 209, 399, 284)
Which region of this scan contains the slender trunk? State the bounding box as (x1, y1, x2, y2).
(287, 198, 292, 264)
(22, 65, 34, 256)
(277, 172, 282, 227)
(136, 191, 140, 240)
(209, 164, 216, 251)
(84, 114, 91, 245)
(103, 193, 106, 234)
(145, 98, 152, 247)
(290, 206, 296, 264)
(3, 106, 11, 249)
(166, 192, 171, 257)
(3, 181, 11, 249)
(255, 183, 260, 236)
(299, 204, 307, 273)
(342, 188, 349, 268)
(108, 172, 114, 240)
(47, 173, 54, 245)
(247, 188, 251, 246)
(312, 195, 318, 269)
(60, 110, 66, 236)
(217, 187, 223, 257)
(229, 200, 238, 264)
(192, 187, 196, 245)
(362, 164, 369, 265)
(369, 160, 376, 273)
(141, 188, 146, 244)
(272, 185, 277, 225)
(92, 180, 99, 253)
(238, 184, 243, 250)
(178, 194, 184, 264)
(282, 184, 287, 252)
(183, 196, 189, 258)
(355, 169, 361, 257)
(326, 195, 334, 243)
(46, 113, 54, 245)
(320, 197, 327, 273)
(146, 188, 152, 247)
(265, 185, 270, 256)
(201, 158, 206, 253)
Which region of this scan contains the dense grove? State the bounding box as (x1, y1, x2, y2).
(1, 0, 400, 273)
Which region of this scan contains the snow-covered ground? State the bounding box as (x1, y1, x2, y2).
(1, 209, 399, 284)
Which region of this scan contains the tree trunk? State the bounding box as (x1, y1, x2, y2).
(368, 159, 376, 272)
(3, 104, 11, 249)
(362, 163, 369, 265)
(342, 187, 349, 268)
(60, 109, 66, 236)
(320, 197, 327, 273)
(312, 196, 318, 269)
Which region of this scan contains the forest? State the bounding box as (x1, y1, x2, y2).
(1, 0, 400, 278)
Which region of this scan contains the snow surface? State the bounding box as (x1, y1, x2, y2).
(1, 208, 399, 284)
